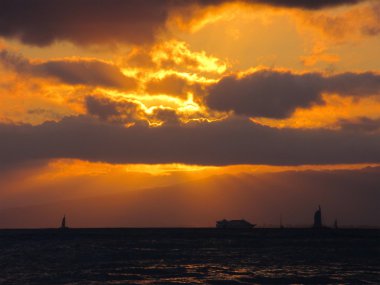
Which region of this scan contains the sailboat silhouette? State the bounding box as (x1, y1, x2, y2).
(334, 219, 338, 229)
(60, 215, 68, 229)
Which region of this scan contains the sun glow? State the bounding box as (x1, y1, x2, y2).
(94, 88, 222, 126)
(151, 40, 227, 74)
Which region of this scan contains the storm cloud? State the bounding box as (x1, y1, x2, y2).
(0, 49, 137, 90)
(1, 115, 380, 167)
(0, 0, 363, 46)
(207, 70, 380, 118)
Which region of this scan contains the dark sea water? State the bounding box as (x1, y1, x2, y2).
(0, 228, 379, 285)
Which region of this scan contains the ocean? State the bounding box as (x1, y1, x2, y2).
(0, 228, 379, 284)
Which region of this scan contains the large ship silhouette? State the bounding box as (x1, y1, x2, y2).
(216, 219, 256, 229)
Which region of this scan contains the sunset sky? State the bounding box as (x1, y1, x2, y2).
(1, 0, 380, 228)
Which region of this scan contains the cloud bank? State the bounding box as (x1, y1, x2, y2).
(1, 116, 380, 167)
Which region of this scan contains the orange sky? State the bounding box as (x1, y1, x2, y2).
(1, 0, 380, 227)
(1, 1, 380, 128)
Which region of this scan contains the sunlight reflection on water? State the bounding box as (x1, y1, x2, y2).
(0, 229, 379, 284)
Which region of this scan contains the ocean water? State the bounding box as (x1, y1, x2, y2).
(0, 228, 379, 284)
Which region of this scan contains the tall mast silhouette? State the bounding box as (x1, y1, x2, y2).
(313, 205, 322, 228)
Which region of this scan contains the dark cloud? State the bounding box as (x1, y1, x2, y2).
(0, 0, 169, 46)
(248, 0, 362, 9)
(0, 49, 137, 89)
(207, 70, 380, 118)
(85, 95, 181, 126)
(0, 0, 363, 46)
(38, 61, 137, 90)
(85, 96, 120, 121)
(85, 96, 143, 124)
(1, 115, 380, 167)
(0, 159, 49, 173)
(207, 70, 323, 118)
(151, 108, 181, 125)
(338, 117, 380, 133)
(326, 72, 380, 96)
